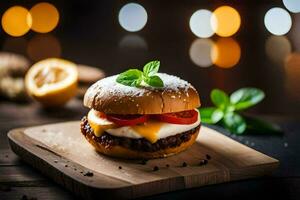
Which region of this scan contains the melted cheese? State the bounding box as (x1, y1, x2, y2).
(87, 109, 201, 143)
(87, 110, 116, 137)
(131, 121, 164, 143)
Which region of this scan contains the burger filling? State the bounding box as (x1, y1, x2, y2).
(81, 116, 200, 152)
(84, 109, 200, 144)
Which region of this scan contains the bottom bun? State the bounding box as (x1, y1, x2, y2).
(81, 119, 200, 159)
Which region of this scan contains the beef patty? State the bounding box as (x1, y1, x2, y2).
(80, 116, 200, 152)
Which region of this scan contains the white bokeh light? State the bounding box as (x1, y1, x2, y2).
(283, 0, 300, 13)
(189, 9, 214, 38)
(264, 7, 292, 35)
(119, 34, 148, 50)
(189, 38, 214, 67)
(265, 36, 291, 65)
(118, 3, 147, 32)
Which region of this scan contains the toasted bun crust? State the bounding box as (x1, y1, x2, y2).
(83, 128, 200, 159)
(83, 73, 200, 114)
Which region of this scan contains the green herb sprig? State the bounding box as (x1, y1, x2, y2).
(116, 60, 164, 88)
(199, 88, 282, 134)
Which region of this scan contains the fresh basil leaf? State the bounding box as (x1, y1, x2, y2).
(223, 112, 246, 134)
(230, 88, 265, 110)
(211, 89, 230, 109)
(199, 107, 224, 124)
(116, 69, 143, 87)
(145, 75, 164, 87)
(143, 60, 160, 77)
(243, 115, 283, 134)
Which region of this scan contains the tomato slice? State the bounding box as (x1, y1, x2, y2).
(106, 114, 149, 126)
(154, 110, 198, 124)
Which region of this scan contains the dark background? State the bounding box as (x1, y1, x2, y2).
(1, 0, 299, 115)
(0, 0, 300, 199)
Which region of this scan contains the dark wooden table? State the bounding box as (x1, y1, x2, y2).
(0, 98, 299, 200)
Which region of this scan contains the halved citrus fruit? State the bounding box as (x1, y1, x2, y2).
(25, 58, 78, 107)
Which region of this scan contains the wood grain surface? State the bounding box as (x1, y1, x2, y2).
(7, 121, 279, 199)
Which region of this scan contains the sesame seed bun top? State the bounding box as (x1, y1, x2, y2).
(83, 73, 200, 114)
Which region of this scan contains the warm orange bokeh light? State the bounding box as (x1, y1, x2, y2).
(211, 38, 241, 68)
(30, 2, 59, 33)
(211, 6, 241, 37)
(285, 53, 300, 99)
(1, 6, 32, 37)
(27, 34, 61, 61)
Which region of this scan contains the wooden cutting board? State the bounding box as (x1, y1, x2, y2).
(8, 121, 279, 199)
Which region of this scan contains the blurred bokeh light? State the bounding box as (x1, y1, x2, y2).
(189, 9, 214, 38)
(27, 34, 61, 61)
(283, 0, 300, 13)
(211, 6, 241, 37)
(2, 37, 28, 55)
(265, 36, 291, 65)
(290, 13, 300, 52)
(189, 38, 214, 67)
(119, 34, 148, 51)
(1, 6, 32, 37)
(118, 3, 147, 32)
(285, 53, 300, 99)
(211, 38, 241, 68)
(264, 7, 292, 35)
(29, 2, 59, 33)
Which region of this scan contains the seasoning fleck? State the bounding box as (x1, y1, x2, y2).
(21, 195, 28, 200)
(118, 166, 122, 169)
(199, 159, 208, 166)
(84, 171, 94, 177)
(54, 160, 58, 163)
(166, 164, 170, 168)
(5, 155, 8, 158)
(182, 162, 187, 167)
(140, 159, 148, 165)
(206, 154, 211, 160)
(65, 165, 68, 167)
(20, 196, 37, 200)
(153, 166, 159, 171)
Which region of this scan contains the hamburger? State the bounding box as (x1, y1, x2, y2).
(80, 61, 201, 159)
